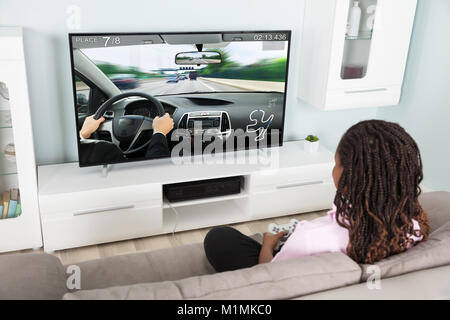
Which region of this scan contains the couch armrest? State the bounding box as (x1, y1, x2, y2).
(0, 253, 67, 300)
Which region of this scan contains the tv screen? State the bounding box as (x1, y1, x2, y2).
(69, 31, 291, 167)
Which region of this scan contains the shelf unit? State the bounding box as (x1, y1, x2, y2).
(162, 182, 251, 233)
(340, 0, 378, 80)
(0, 126, 18, 176)
(162, 190, 249, 209)
(163, 198, 250, 234)
(299, 0, 418, 110)
(0, 27, 42, 253)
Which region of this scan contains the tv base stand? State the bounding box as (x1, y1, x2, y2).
(37, 141, 336, 252)
(101, 164, 111, 178)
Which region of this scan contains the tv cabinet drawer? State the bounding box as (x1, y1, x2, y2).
(41, 204, 162, 252)
(249, 163, 333, 192)
(39, 183, 162, 216)
(249, 181, 335, 220)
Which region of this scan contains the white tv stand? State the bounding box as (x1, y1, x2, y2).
(37, 141, 336, 252)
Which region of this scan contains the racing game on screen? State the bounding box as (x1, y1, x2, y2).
(70, 31, 290, 166)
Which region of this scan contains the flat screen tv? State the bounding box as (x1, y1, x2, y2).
(69, 31, 291, 167)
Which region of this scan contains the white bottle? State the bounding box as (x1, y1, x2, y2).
(347, 1, 362, 38)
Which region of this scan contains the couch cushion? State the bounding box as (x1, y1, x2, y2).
(71, 242, 215, 290)
(360, 221, 450, 281)
(420, 191, 450, 232)
(0, 253, 67, 300)
(63, 252, 361, 300)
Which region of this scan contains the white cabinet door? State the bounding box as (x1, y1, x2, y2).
(0, 28, 43, 252)
(299, 0, 417, 110)
(327, 0, 417, 91)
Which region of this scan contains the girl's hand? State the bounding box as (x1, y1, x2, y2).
(259, 232, 286, 264)
(262, 232, 286, 251)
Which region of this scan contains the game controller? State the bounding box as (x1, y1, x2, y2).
(268, 219, 299, 242)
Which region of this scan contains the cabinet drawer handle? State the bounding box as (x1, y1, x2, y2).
(344, 88, 387, 94)
(276, 180, 324, 189)
(73, 205, 135, 216)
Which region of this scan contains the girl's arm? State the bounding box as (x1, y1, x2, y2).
(258, 232, 286, 264)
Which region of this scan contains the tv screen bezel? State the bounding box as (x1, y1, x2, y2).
(68, 30, 292, 168)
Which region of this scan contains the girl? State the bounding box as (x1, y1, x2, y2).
(203, 120, 430, 272)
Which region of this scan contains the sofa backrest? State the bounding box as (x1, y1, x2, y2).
(71, 241, 215, 291)
(63, 252, 361, 300)
(419, 191, 450, 232)
(360, 221, 450, 281)
(356, 191, 450, 282)
(298, 265, 450, 300)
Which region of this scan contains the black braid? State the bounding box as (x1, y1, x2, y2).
(334, 120, 430, 264)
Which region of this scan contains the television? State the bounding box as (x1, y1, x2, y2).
(69, 31, 291, 167)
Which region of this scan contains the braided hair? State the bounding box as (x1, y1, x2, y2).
(335, 120, 430, 264)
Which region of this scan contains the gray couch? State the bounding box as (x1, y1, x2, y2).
(1, 191, 449, 300)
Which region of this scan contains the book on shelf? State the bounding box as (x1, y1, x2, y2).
(15, 203, 22, 217)
(2, 191, 9, 219)
(7, 188, 19, 218)
(0, 189, 21, 219)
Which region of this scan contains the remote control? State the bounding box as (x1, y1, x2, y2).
(268, 219, 299, 242)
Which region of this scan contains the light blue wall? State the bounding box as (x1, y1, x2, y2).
(376, 0, 450, 191)
(0, 0, 448, 190)
(0, 0, 378, 163)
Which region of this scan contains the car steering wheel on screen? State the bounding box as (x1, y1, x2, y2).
(93, 92, 166, 155)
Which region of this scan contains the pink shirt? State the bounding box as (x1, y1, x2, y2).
(272, 206, 422, 262)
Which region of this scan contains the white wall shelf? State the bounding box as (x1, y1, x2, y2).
(0, 27, 42, 253)
(298, 0, 418, 110)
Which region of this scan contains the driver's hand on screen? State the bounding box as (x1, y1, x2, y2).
(153, 113, 174, 136)
(80, 115, 105, 139)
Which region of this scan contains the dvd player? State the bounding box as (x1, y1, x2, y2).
(163, 176, 243, 203)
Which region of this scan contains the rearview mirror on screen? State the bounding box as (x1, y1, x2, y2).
(175, 51, 222, 65)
